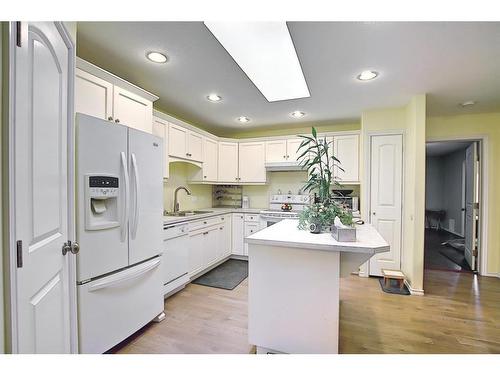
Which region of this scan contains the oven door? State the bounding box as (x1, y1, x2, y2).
(259, 214, 282, 228)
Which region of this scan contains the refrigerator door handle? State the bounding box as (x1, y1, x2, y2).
(120, 151, 130, 242)
(131, 153, 140, 239)
(87, 257, 161, 292)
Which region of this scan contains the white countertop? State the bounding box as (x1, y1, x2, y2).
(163, 207, 264, 225)
(245, 219, 389, 254)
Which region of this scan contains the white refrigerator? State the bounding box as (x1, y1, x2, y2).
(75, 113, 164, 353)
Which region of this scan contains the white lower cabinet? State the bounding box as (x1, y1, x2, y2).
(188, 230, 205, 276)
(232, 214, 245, 256)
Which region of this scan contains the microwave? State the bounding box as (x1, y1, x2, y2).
(332, 196, 359, 212)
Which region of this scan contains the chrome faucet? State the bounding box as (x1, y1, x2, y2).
(173, 186, 192, 213)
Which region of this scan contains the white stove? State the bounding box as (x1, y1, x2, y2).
(259, 194, 311, 226)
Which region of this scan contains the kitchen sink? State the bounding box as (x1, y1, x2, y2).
(165, 210, 213, 217)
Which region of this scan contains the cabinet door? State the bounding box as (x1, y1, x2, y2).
(202, 228, 218, 267)
(152, 117, 169, 179)
(75, 68, 113, 121)
(333, 134, 359, 183)
(231, 214, 245, 256)
(188, 131, 203, 162)
(218, 142, 239, 183)
(286, 138, 305, 162)
(265, 139, 287, 163)
(168, 124, 188, 159)
(222, 216, 232, 257)
(188, 231, 204, 275)
(113, 86, 153, 133)
(239, 142, 266, 183)
(203, 137, 218, 181)
(244, 223, 260, 256)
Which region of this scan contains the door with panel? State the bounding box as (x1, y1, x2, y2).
(333, 134, 359, 183)
(202, 137, 218, 181)
(152, 117, 169, 179)
(265, 140, 288, 162)
(368, 134, 403, 276)
(187, 131, 203, 162)
(75, 68, 113, 121)
(239, 142, 266, 183)
(168, 124, 188, 159)
(232, 214, 245, 255)
(13, 22, 74, 353)
(113, 86, 153, 133)
(464, 143, 478, 271)
(203, 227, 219, 267)
(218, 142, 239, 183)
(128, 128, 164, 265)
(188, 231, 204, 275)
(286, 138, 305, 162)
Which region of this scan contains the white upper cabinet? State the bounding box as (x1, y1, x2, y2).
(218, 142, 239, 183)
(202, 137, 218, 182)
(239, 142, 266, 183)
(113, 86, 153, 133)
(333, 134, 359, 183)
(286, 138, 305, 162)
(75, 59, 157, 134)
(265, 139, 288, 162)
(168, 124, 188, 159)
(75, 68, 113, 121)
(187, 131, 203, 162)
(152, 116, 169, 179)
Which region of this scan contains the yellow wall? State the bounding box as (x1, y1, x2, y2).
(427, 112, 500, 276)
(361, 95, 427, 292)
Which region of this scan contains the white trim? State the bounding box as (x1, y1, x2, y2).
(404, 279, 424, 296)
(426, 135, 489, 277)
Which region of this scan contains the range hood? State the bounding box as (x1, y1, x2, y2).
(265, 162, 304, 172)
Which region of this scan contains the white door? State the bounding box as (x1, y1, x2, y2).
(286, 138, 304, 162)
(113, 86, 153, 133)
(232, 214, 245, 255)
(152, 116, 169, 179)
(265, 140, 287, 162)
(188, 231, 204, 275)
(239, 142, 266, 183)
(464, 143, 478, 271)
(128, 128, 164, 265)
(218, 142, 239, 183)
(168, 123, 188, 159)
(334, 134, 359, 183)
(13, 22, 73, 353)
(187, 131, 203, 162)
(202, 137, 218, 181)
(369, 134, 403, 276)
(75, 68, 113, 121)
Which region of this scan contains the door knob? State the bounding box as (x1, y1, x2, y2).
(71, 242, 80, 254)
(372, 212, 376, 216)
(107, 116, 113, 121)
(115, 118, 120, 123)
(62, 241, 79, 256)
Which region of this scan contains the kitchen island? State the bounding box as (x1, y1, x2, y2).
(245, 219, 389, 354)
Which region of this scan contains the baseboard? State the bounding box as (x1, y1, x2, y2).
(404, 279, 425, 296)
(230, 254, 248, 261)
(440, 227, 464, 238)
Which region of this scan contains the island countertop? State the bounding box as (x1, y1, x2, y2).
(245, 219, 389, 254)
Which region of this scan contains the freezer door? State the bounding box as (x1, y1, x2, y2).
(77, 256, 164, 353)
(128, 128, 164, 265)
(76, 114, 129, 281)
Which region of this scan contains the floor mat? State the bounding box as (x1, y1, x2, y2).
(192, 259, 248, 290)
(378, 278, 410, 295)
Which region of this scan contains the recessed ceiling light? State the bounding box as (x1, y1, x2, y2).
(460, 100, 476, 107)
(237, 116, 250, 123)
(357, 70, 379, 81)
(146, 51, 167, 63)
(205, 22, 310, 102)
(207, 93, 222, 102)
(291, 111, 306, 118)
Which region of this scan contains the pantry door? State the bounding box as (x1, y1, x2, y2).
(368, 134, 403, 276)
(11, 22, 75, 353)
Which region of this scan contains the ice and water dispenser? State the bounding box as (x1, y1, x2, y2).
(85, 175, 120, 230)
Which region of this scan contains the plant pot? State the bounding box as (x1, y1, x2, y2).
(309, 220, 322, 234)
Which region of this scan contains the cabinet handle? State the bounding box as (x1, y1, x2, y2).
(203, 221, 207, 224)
(107, 116, 113, 121)
(287, 155, 289, 159)
(220, 227, 223, 230)
(203, 232, 208, 235)
(204, 175, 207, 179)
(221, 217, 224, 220)
(115, 119, 120, 123)
(283, 155, 286, 159)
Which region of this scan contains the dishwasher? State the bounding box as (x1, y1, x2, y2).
(162, 222, 190, 297)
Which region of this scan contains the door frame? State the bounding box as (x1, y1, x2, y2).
(426, 135, 489, 277)
(360, 129, 405, 277)
(6, 21, 77, 353)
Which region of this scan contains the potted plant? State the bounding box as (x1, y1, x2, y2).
(296, 127, 354, 234)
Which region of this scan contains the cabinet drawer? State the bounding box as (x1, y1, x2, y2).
(244, 214, 259, 222)
(188, 216, 220, 232)
(244, 223, 260, 237)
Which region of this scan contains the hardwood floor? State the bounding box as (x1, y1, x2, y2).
(111, 270, 500, 354)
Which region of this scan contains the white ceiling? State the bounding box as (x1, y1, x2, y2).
(77, 22, 500, 134)
(426, 141, 472, 156)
